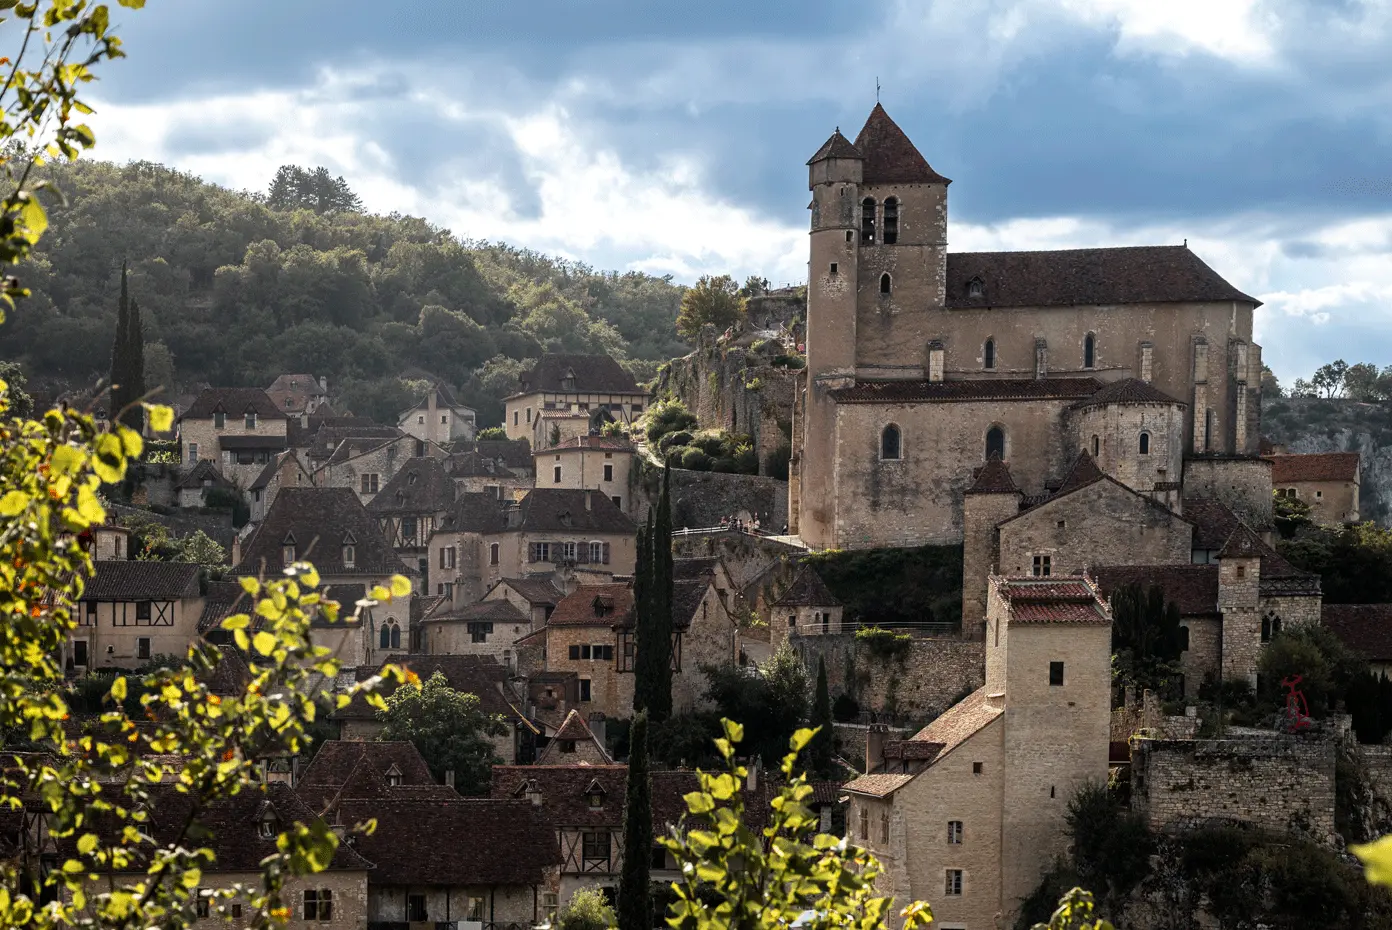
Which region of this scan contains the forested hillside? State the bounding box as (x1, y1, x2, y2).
(0, 160, 690, 424)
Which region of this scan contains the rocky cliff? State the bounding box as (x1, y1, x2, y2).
(1262, 396, 1392, 524)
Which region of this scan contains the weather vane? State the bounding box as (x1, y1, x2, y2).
(876, 76, 881, 103)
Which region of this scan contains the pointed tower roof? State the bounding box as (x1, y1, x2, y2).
(772, 565, 841, 608)
(807, 129, 863, 164)
(853, 104, 950, 185)
(1054, 451, 1105, 496)
(1218, 524, 1265, 561)
(966, 457, 1020, 495)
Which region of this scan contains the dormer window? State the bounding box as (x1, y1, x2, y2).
(282, 534, 296, 565)
(213, 409, 226, 429)
(562, 370, 577, 391)
(585, 780, 606, 808)
(967, 277, 985, 299)
(245, 408, 258, 430)
(342, 544, 356, 569)
(385, 763, 402, 787)
(407, 472, 418, 486)
(257, 812, 279, 838)
(593, 596, 613, 618)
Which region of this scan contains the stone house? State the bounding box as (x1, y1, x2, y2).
(265, 373, 328, 424)
(770, 564, 844, 648)
(533, 409, 592, 452)
(174, 459, 238, 510)
(448, 447, 535, 499)
(535, 709, 613, 765)
(844, 576, 1113, 929)
(1321, 604, 1392, 677)
(534, 434, 638, 514)
(504, 354, 648, 443)
(421, 598, 532, 671)
(1264, 451, 1360, 524)
(399, 382, 478, 445)
(247, 450, 312, 525)
(314, 433, 446, 506)
(794, 104, 1268, 551)
(298, 423, 410, 471)
(71, 559, 203, 671)
(232, 487, 415, 670)
(367, 455, 458, 587)
(295, 740, 456, 805)
(178, 387, 289, 488)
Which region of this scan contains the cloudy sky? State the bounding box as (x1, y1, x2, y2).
(82, 0, 1392, 383)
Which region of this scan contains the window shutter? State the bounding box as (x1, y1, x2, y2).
(602, 542, 611, 565)
(578, 543, 589, 564)
(529, 543, 537, 564)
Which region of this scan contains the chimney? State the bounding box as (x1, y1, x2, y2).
(231, 534, 242, 568)
(426, 386, 438, 443)
(865, 723, 889, 775)
(444, 769, 455, 790)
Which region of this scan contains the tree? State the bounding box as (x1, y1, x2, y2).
(675, 274, 746, 341)
(476, 426, 507, 440)
(739, 275, 770, 298)
(618, 711, 653, 930)
(1311, 359, 1350, 398)
(636, 470, 674, 721)
(267, 164, 363, 214)
(375, 670, 507, 793)
(1273, 490, 1313, 539)
(556, 888, 615, 930)
(810, 656, 834, 776)
(0, 360, 34, 419)
(695, 642, 810, 767)
(1260, 364, 1283, 398)
(144, 340, 176, 401)
(1110, 583, 1183, 697)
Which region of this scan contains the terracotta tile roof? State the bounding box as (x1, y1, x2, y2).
(996, 577, 1110, 624)
(830, 376, 1102, 405)
(537, 710, 614, 764)
(944, 246, 1258, 310)
(447, 451, 514, 478)
(265, 373, 325, 414)
(1073, 378, 1186, 410)
(320, 434, 400, 467)
(807, 130, 862, 164)
(424, 598, 528, 625)
(842, 773, 915, 798)
(545, 435, 636, 453)
(492, 765, 629, 827)
(517, 354, 642, 396)
(908, 688, 1003, 757)
(366, 456, 457, 514)
(516, 488, 636, 534)
(494, 578, 562, 606)
(400, 381, 470, 415)
(468, 439, 535, 470)
(234, 487, 409, 578)
(1265, 452, 1360, 484)
(299, 741, 437, 791)
(552, 709, 600, 743)
(853, 104, 950, 185)
(249, 451, 302, 491)
(1184, 497, 1246, 550)
(883, 740, 942, 761)
(1322, 605, 1392, 662)
(337, 797, 558, 886)
(205, 645, 252, 696)
(772, 565, 841, 608)
(80, 560, 200, 601)
(1218, 524, 1266, 560)
(174, 459, 235, 490)
(1093, 565, 1221, 618)
(180, 387, 288, 421)
(965, 457, 1020, 495)
(548, 584, 634, 627)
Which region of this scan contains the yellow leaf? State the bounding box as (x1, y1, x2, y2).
(145, 403, 174, 433)
(77, 833, 98, 854)
(51, 444, 84, 475)
(239, 577, 261, 596)
(368, 585, 390, 602)
(390, 575, 412, 598)
(252, 631, 277, 656)
(0, 490, 29, 517)
(116, 425, 143, 459)
(109, 677, 127, 701)
(1353, 835, 1392, 886)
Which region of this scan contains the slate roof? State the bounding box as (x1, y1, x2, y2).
(829, 377, 1102, 404)
(1218, 524, 1266, 560)
(400, 381, 471, 414)
(548, 584, 634, 627)
(1073, 378, 1186, 410)
(447, 451, 515, 478)
(423, 598, 529, 625)
(337, 655, 515, 722)
(493, 577, 562, 606)
(1183, 497, 1247, 550)
(180, 387, 287, 421)
(233, 487, 409, 578)
(206, 645, 252, 696)
(336, 797, 558, 886)
(552, 709, 601, 743)
(320, 435, 398, 467)
(995, 577, 1110, 624)
(516, 354, 642, 396)
(516, 488, 636, 534)
(81, 560, 200, 601)
(943, 246, 1258, 310)
(1322, 605, 1392, 662)
(472, 439, 534, 470)
(366, 457, 457, 514)
(544, 435, 637, 453)
(673, 557, 722, 582)
(439, 492, 509, 535)
(218, 434, 288, 451)
(1265, 452, 1360, 484)
(298, 740, 436, 791)
(306, 425, 404, 459)
(807, 129, 862, 164)
(853, 103, 950, 185)
(671, 579, 712, 630)
(965, 457, 1019, 495)
(173, 459, 234, 491)
(1053, 451, 1106, 496)
(1093, 565, 1222, 618)
(197, 580, 247, 634)
(537, 710, 614, 764)
(772, 565, 841, 608)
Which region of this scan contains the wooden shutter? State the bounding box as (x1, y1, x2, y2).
(602, 542, 611, 565)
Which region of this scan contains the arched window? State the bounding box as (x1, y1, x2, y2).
(1091, 435, 1100, 457)
(1139, 432, 1150, 455)
(380, 619, 401, 649)
(1178, 625, 1190, 651)
(861, 198, 876, 244)
(883, 197, 899, 244)
(881, 424, 902, 461)
(985, 426, 1005, 462)
(880, 273, 892, 295)
(1083, 333, 1096, 369)
(967, 276, 985, 299)
(983, 338, 996, 370)
(1261, 611, 1282, 643)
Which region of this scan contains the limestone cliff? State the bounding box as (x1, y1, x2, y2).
(1262, 396, 1392, 524)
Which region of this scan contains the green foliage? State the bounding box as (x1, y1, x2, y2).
(675, 274, 746, 341)
(771, 353, 806, 369)
(832, 692, 860, 723)
(810, 657, 834, 776)
(618, 711, 653, 930)
(1110, 583, 1183, 698)
(109, 263, 145, 432)
(375, 670, 507, 794)
(266, 164, 363, 214)
(855, 626, 913, 661)
(635, 471, 673, 722)
(476, 426, 507, 440)
(0, 360, 34, 419)
(556, 887, 615, 930)
(1280, 521, 1392, 604)
(1274, 490, 1314, 538)
(695, 643, 809, 767)
(1066, 784, 1153, 905)
(679, 446, 712, 471)
(645, 397, 700, 447)
(808, 545, 962, 628)
(660, 719, 935, 930)
(1257, 623, 1366, 720)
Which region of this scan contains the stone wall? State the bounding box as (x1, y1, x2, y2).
(668, 470, 789, 533)
(1132, 736, 1338, 843)
(791, 631, 984, 725)
(1262, 396, 1392, 524)
(1181, 456, 1274, 529)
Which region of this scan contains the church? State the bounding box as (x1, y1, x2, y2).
(789, 103, 1269, 553)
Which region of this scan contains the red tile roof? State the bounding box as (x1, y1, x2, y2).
(841, 772, 914, 798)
(547, 584, 634, 626)
(544, 435, 636, 453)
(1322, 605, 1392, 662)
(1265, 452, 1360, 484)
(1073, 378, 1185, 410)
(830, 377, 1102, 404)
(996, 577, 1110, 625)
(807, 130, 862, 164)
(909, 688, 1002, 756)
(853, 104, 950, 185)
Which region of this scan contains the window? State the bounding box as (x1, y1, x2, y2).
(651, 844, 667, 869)
(490, 542, 500, 566)
(1236, 565, 1246, 580)
(554, 465, 562, 483)
(1139, 432, 1151, 455)
(530, 542, 551, 563)
(379, 619, 401, 650)
(187, 442, 198, 463)
(880, 424, 902, 461)
(1033, 555, 1051, 578)
(945, 869, 963, 896)
(620, 632, 635, 671)
(360, 473, 379, 495)
(468, 621, 493, 643)
(196, 892, 210, 919)
(967, 276, 985, 299)
(861, 198, 876, 243)
(1262, 612, 1282, 643)
(582, 831, 609, 863)
(440, 546, 457, 569)
(859, 807, 869, 840)
(985, 425, 1005, 461)
(258, 817, 276, 838)
(210, 409, 227, 430)
(579, 678, 592, 702)
(972, 762, 983, 775)
(830, 262, 838, 275)
(879, 273, 892, 295)
(594, 644, 614, 661)
(1083, 333, 1096, 369)
(880, 811, 890, 844)
(1049, 661, 1065, 686)
(527, 407, 533, 423)
(1179, 625, 1190, 651)
(135, 601, 152, 622)
(342, 544, 355, 568)
(883, 196, 899, 244)
(570, 644, 591, 660)
(1091, 435, 1100, 457)
(303, 889, 332, 921)
(983, 338, 996, 370)
(788, 612, 797, 628)
(442, 415, 449, 424)
(401, 515, 417, 542)
(543, 893, 560, 920)
(514, 410, 519, 426)
(947, 821, 963, 844)
(245, 410, 257, 429)
(612, 495, 622, 509)
(561, 541, 578, 561)
(436, 582, 453, 600)
(231, 904, 243, 920)
(407, 894, 428, 922)
(604, 463, 614, 482)
(72, 640, 88, 667)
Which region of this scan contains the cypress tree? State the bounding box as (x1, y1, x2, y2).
(617, 711, 653, 930)
(124, 296, 146, 433)
(109, 261, 130, 421)
(650, 464, 674, 721)
(633, 511, 653, 714)
(810, 656, 834, 777)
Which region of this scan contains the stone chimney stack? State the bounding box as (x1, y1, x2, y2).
(444, 769, 455, 789)
(865, 723, 889, 775)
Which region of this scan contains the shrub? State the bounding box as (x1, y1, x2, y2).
(556, 888, 615, 930)
(476, 426, 507, 440)
(659, 429, 693, 453)
(679, 447, 712, 471)
(855, 626, 912, 661)
(691, 430, 729, 457)
(772, 354, 806, 369)
(732, 444, 759, 475)
(645, 397, 699, 446)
